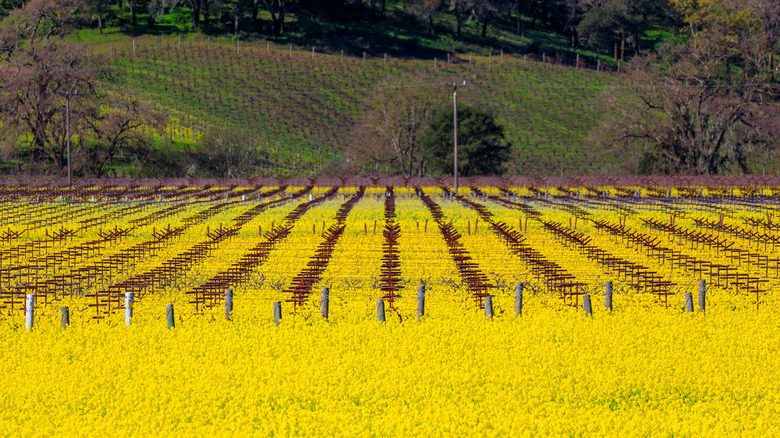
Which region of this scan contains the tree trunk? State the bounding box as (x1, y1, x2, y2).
(235, 13, 239, 35)
(481, 19, 488, 37)
(276, 9, 285, 34)
(270, 0, 286, 34)
(202, 0, 210, 25)
(428, 13, 433, 34)
(191, 1, 201, 31)
(381, 0, 386, 17)
(252, 0, 259, 24)
(621, 36, 625, 62)
(394, 144, 409, 178)
(131, 0, 136, 25)
(98, 14, 103, 33)
(517, 0, 525, 36)
(596, 47, 600, 70)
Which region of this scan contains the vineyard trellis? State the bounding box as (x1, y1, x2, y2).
(2, 177, 780, 322)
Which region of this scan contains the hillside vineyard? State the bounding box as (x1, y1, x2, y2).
(103, 38, 613, 176)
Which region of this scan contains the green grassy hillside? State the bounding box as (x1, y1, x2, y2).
(82, 33, 620, 177)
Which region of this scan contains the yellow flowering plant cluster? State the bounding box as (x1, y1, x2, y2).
(0, 185, 778, 436)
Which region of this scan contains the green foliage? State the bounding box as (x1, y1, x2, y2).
(578, 0, 670, 53)
(420, 105, 510, 176)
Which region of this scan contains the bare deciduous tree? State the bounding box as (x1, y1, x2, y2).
(79, 96, 165, 177)
(350, 79, 439, 177)
(607, 32, 779, 175)
(0, 0, 93, 175)
(0, 0, 165, 177)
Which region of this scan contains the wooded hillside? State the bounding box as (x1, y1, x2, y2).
(0, 0, 778, 177)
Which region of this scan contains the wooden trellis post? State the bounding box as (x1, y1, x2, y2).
(584, 294, 592, 316)
(273, 301, 281, 326)
(61, 306, 69, 329)
(321, 287, 329, 320)
(684, 293, 694, 312)
(125, 292, 133, 326)
(484, 296, 494, 319)
(225, 289, 233, 321)
(377, 299, 385, 322)
(25, 294, 34, 331)
(515, 283, 523, 316)
(698, 280, 706, 313)
(417, 284, 425, 321)
(166, 304, 175, 329)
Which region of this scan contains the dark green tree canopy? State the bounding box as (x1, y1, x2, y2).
(420, 105, 510, 176)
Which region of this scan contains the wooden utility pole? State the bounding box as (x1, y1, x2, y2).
(449, 81, 466, 195)
(453, 83, 458, 195)
(65, 90, 77, 189)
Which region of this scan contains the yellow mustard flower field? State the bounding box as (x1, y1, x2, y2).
(1, 183, 779, 436)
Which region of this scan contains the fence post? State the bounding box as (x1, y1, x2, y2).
(61, 306, 69, 329)
(698, 280, 706, 313)
(684, 292, 694, 312)
(377, 299, 386, 322)
(225, 289, 233, 321)
(484, 296, 494, 319)
(514, 282, 523, 316)
(25, 294, 34, 330)
(166, 304, 175, 329)
(584, 294, 593, 316)
(605, 281, 613, 311)
(321, 287, 329, 319)
(125, 292, 134, 326)
(417, 284, 425, 321)
(273, 302, 282, 326)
